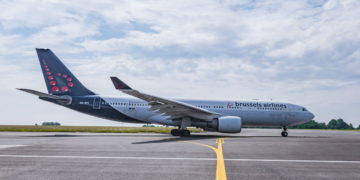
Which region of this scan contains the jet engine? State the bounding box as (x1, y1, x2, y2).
(217, 116, 242, 133)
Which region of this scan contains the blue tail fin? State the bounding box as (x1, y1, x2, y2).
(36, 48, 95, 96)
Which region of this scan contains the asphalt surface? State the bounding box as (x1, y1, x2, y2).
(0, 129, 359, 180)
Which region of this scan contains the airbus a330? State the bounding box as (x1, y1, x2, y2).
(18, 49, 315, 137)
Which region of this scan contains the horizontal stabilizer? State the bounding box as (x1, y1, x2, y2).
(17, 88, 70, 101)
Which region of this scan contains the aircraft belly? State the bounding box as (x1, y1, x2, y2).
(147, 114, 178, 126)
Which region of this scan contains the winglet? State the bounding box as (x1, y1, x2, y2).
(110, 77, 132, 90)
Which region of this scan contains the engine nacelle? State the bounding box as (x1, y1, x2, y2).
(217, 116, 242, 133)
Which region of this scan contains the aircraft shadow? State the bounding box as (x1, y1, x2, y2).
(131, 135, 325, 144)
(19, 134, 169, 138)
(18, 133, 323, 141)
(131, 134, 231, 144)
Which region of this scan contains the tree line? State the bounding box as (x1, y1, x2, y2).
(290, 118, 359, 130)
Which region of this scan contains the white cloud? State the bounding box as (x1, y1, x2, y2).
(0, 0, 359, 126)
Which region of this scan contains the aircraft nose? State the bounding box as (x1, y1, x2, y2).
(308, 112, 315, 120)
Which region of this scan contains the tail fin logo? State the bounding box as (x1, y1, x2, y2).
(41, 59, 75, 93)
(115, 82, 125, 89)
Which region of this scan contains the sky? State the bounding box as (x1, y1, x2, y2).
(0, 0, 359, 127)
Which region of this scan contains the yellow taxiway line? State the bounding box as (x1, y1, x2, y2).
(183, 138, 227, 180)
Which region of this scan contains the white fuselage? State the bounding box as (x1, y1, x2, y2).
(99, 96, 314, 127)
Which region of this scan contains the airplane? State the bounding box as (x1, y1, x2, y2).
(18, 48, 315, 137)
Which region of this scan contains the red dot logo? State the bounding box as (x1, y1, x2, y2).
(67, 82, 74, 87)
(61, 86, 69, 92)
(45, 68, 50, 71)
(66, 77, 72, 81)
(57, 73, 62, 76)
(52, 86, 59, 92)
(46, 72, 52, 75)
(44, 65, 48, 68)
(48, 76, 54, 80)
(49, 81, 56, 86)
(116, 83, 125, 89)
(62, 74, 68, 78)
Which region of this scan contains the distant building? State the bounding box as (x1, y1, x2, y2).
(42, 122, 61, 126)
(142, 124, 155, 127)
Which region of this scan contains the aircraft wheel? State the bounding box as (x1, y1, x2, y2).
(171, 129, 180, 136)
(281, 131, 288, 137)
(181, 130, 191, 137)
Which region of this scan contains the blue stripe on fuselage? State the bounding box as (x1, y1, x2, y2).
(40, 96, 143, 123)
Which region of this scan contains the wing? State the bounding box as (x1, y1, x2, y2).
(110, 77, 220, 121)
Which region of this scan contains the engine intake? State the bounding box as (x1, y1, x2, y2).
(217, 116, 242, 133)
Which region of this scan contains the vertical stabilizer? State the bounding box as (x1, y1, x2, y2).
(36, 48, 95, 96)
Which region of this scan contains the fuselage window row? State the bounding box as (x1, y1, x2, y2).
(104, 102, 303, 112)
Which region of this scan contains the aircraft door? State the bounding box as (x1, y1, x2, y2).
(93, 97, 101, 109)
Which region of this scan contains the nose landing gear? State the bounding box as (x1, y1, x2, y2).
(281, 126, 288, 137)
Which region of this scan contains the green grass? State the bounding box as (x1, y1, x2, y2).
(0, 125, 203, 133)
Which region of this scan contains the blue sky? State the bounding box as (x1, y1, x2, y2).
(0, 0, 359, 127)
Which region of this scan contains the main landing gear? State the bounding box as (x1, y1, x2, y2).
(171, 117, 191, 137)
(281, 126, 288, 137)
(171, 129, 191, 137)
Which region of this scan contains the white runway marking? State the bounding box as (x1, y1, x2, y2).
(0, 145, 26, 149)
(0, 154, 359, 164)
(225, 158, 360, 163)
(0, 155, 215, 161)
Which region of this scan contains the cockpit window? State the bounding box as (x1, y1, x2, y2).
(302, 108, 307, 111)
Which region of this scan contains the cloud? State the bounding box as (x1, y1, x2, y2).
(0, 0, 359, 126)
